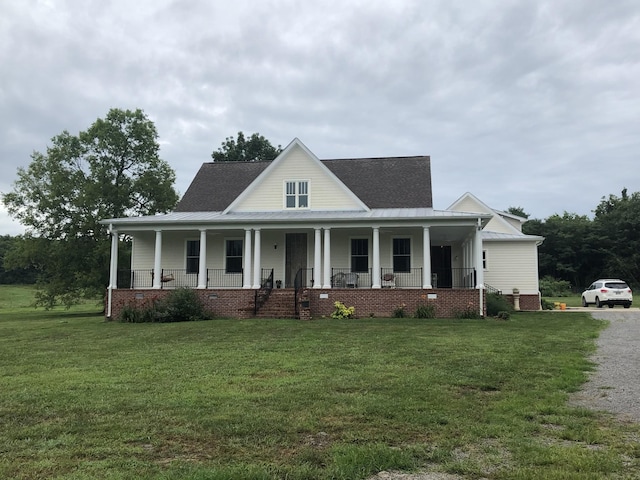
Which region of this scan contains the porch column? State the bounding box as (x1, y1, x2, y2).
(197, 229, 207, 289)
(313, 228, 322, 288)
(372, 227, 381, 288)
(108, 228, 119, 289)
(423, 226, 433, 289)
(153, 229, 162, 289)
(253, 228, 262, 289)
(243, 228, 252, 289)
(323, 228, 331, 288)
(107, 227, 118, 318)
(474, 220, 484, 288)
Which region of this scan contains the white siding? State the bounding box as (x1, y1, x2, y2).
(232, 144, 363, 212)
(483, 242, 540, 294)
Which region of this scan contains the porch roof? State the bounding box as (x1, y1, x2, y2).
(101, 208, 491, 229)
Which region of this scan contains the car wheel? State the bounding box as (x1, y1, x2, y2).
(582, 297, 588, 307)
(624, 303, 631, 309)
(608, 304, 614, 308)
(596, 297, 602, 308)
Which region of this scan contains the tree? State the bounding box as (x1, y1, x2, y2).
(592, 188, 640, 286)
(0, 235, 37, 284)
(1, 108, 179, 308)
(506, 206, 529, 219)
(211, 131, 282, 162)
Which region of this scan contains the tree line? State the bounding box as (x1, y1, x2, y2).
(1, 107, 637, 305)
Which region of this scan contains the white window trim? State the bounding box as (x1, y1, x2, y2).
(283, 179, 310, 209)
(224, 237, 244, 274)
(185, 239, 200, 274)
(391, 236, 412, 273)
(482, 249, 488, 270)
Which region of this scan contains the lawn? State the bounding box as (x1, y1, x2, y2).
(1, 286, 639, 479)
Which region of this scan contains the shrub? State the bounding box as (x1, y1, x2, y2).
(118, 289, 211, 323)
(392, 304, 407, 318)
(486, 293, 513, 317)
(454, 302, 482, 319)
(331, 301, 355, 319)
(160, 288, 210, 322)
(414, 304, 436, 319)
(496, 310, 511, 320)
(539, 276, 573, 297)
(541, 298, 555, 310)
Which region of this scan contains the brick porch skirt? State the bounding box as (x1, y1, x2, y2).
(106, 287, 518, 320)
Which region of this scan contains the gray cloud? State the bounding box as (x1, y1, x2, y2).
(1, 0, 639, 234)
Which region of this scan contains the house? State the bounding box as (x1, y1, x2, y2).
(101, 138, 543, 319)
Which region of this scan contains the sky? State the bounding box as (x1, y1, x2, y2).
(1, 0, 639, 235)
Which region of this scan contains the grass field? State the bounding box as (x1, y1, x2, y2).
(1, 285, 639, 479)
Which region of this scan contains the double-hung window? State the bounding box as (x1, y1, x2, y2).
(186, 240, 200, 274)
(226, 239, 243, 273)
(393, 238, 411, 273)
(351, 238, 369, 273)
(285, 181, 309, 209)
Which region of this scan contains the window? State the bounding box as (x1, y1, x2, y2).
(226, 239, 243, 273)
(482, 250, 487, 270)
(186, 240, 200, 274)
(285, 180, 309, 209)
(393, 238, 411, 272)
(351, 238, 369, 273)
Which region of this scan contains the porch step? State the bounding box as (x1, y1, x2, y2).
(255, 288, 297, 318)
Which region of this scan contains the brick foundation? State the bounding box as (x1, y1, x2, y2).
(107, 288, 486, 320)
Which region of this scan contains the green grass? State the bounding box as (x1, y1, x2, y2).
(544, 295, 583, 308)
(1, 286, 639, 479)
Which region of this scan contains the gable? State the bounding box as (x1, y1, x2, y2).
(448, 193, 520, 235)
(228, 141, 367, 212)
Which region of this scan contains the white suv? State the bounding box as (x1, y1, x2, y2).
(581, 279, 633, 308)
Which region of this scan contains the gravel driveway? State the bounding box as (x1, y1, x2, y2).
(569, 308, 640, 422)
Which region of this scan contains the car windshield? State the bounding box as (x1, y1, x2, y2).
(604, 282, 628, 289)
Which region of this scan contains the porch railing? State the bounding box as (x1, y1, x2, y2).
(294, 268, 314, 316)
(380, 268, 423, 288)
(254, 268, 274, 315)
(116, 269, 243, 289)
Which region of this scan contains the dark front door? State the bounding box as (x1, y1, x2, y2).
(431, 245, 452, 288)
(285, 233, 307, 287)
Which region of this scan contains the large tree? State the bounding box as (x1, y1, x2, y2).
(211, 131, 282, 162)
(2, 108, 179, 307)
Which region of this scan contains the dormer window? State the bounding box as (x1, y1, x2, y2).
(285, 180, 309, 209)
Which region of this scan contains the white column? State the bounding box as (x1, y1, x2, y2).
(197, 229, 207, 289)
(372, 227, 381, 288)
(475, 220, 484, 289)
(153, 229, 162, 289)
(323, 228, 331, 288)
(107, 227, 118, 318)
(423, 226, 432, 289)
(108, 228, 119, 289)
(314, 228, 322, 288)
(253, 228, 262, 288)
(243, 229, 252, 289)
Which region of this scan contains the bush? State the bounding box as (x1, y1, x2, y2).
(486, 293, 513, 317)
(454, 303, 482, 319)
(539, 276, 573, 297)
(496, 311, 511, 320)
(392, 304, 407, 318)
(331, 301, 355, 319)
(541, 298, 555, 310)
(414, 304, 436, 319)
(118, 288, 211, 323)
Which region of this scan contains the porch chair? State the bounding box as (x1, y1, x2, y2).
(381, 273, 396, 288)
(345, 272, 359, 288)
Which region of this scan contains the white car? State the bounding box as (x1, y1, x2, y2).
(581, 279, 633, 308)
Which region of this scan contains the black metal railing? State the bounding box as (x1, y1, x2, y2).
(116, 268, 243, 289)
(254, 269, 274, 315)
(451, 268, 476, 289)
(331, 268, 371, 288)
(380, 268, 423, 288)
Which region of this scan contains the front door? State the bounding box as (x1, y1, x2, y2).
(431, 245, 452, 288)
(285, 233, 307, 287)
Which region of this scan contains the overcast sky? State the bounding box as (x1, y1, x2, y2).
(2, 0, 639, 235)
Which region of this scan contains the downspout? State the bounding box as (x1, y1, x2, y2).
(477, 217, 484, 317)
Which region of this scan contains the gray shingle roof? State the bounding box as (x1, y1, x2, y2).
(174, 156, 432, 212)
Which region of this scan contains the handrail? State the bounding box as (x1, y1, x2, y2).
(293, 268, 313, 315)
(254, 269, 274, 315)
